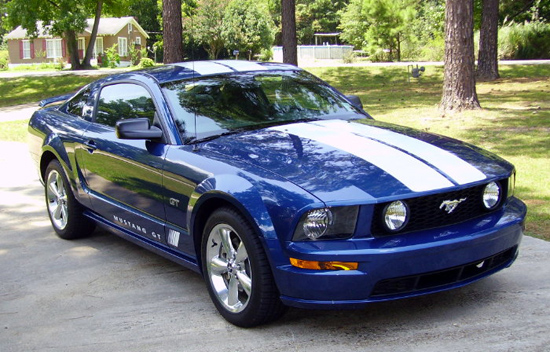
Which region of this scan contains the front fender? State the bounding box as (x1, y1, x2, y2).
(188, 173, 313, 271)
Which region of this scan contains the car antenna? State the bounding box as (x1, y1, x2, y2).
(189, 12, 200, 153)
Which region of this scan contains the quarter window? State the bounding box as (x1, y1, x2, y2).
(96, 84, 156, 127)
(65, 88, 92, 118)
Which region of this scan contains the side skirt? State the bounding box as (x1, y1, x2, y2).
(84, 210, 202, 275)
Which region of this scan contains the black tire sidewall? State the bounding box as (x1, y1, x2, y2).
(201, 207, 282, 327)
(44, 160, 94, 239)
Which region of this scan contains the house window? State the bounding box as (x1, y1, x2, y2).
(22, 40, 31, 59)
(46, 39, 63, 59)
(135, 37, 141, 46)
(94, 37, 104, 58)
(78, 38, 85, 51)
(128, 23, 133, 32)
(118, 37, 128, 57)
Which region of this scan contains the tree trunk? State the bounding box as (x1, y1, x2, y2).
(163, 0, 184, 64)
(66, 30, 82, 70)
(477, 0, 500, 80)
(440, 0, 481, 112)
(82, 0, 103, 70)
(281, 0, 298, 66)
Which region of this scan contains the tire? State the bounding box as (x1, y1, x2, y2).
(44, 160, 95, 240)
(201, 207, 287, 327)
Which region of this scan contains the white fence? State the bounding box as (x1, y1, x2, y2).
(272, 45, 354, 62)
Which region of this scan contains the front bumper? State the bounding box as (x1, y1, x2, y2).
(273, 198, 526, 309)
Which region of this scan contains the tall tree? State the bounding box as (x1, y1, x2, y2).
(222, 0, 275, 60)
(163, 0, 184, 63)
(440, 0, 481, 112)
(190, 0, 229, 59)
(281, 0, 298, 65)
(477, 0, 500, 80)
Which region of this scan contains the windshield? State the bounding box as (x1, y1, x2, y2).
(162, 70, 365, 143)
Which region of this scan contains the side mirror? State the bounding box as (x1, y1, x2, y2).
(346, 95, 364, 110)
(116, 118, 163, 140)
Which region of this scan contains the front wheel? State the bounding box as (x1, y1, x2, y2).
(44, 160, 95, 239)
(202, 207, 286, 327)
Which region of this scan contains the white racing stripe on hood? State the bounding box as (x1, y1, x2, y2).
(320, 120, 487, 185)
(270, 123, 455, 192)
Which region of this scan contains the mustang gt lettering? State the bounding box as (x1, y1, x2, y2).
(29, 60, 526, 327)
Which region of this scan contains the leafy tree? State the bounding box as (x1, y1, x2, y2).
(222, 0, 275, 60)
(295, 0, 348, 44)
(338, 0, 369, 48)
(500, 0, 550, 24)
(191, 0, 230, 59)
(440, 0, 481, 112)
(339, 0, 415, 61)
(282, 0, 298, 65)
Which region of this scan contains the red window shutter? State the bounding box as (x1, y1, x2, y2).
(62, 39, 66, 58)
(30, 41, 35, 59)
(19, 41, 23, 59)
(43, 40, 47, 52)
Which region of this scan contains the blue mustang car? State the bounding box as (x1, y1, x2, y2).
(28, 60, 526, 327)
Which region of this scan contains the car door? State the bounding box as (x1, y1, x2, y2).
(79, 82, 168, 243)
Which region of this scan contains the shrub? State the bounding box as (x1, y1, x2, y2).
(342, 50, 356, 64)
(138, 58, 155, 68)
(0, 57, 8, 71)
(104, 45, 120, 68)
(499, 22, 550, 60)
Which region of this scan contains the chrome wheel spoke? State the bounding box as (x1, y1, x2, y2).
(219, 227, 235, 257)
(235, 241, 248, 264)
(210, 256, 228, 275)
(227, 276, 240, 307)
(236, 270, 252, 296)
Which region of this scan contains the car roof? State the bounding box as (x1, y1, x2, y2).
(134, 60, 302, 85)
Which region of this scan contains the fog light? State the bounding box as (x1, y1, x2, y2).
(483, 181, 501, 209)
(383, 200, 409, 232)
(290, 258, 358, 270)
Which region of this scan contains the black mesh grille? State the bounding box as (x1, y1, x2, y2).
(371, 179, 508, 236)
(370, 246, 517, 298)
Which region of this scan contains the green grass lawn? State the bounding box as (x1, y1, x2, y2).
(1, 64, 548, 240)
(0, 75, 107, 108)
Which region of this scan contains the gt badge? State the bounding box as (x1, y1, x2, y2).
(439, 198, 467, 214)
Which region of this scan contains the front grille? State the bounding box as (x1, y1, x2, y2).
(371, 179, 508, 236)
(370, 246, 517, 298)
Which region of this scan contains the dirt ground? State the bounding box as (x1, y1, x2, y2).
(1, 140, 549, 352)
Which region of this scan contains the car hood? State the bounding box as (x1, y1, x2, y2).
(200, 119, 513, 204)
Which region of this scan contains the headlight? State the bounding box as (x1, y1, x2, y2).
(383, 200, 409, 232)
(483, 181, 502, 209)
(293, 206, 359, 241)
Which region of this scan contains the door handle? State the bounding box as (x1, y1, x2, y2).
(84, 140, 97, 153)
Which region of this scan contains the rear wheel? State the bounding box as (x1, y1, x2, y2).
(45, 160, 95, 239)
(202, 207, 287, 327)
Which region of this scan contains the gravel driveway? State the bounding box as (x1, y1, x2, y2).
(1, 137, 549, 352)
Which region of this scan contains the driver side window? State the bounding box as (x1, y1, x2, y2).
(95, 84, 157, 127)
